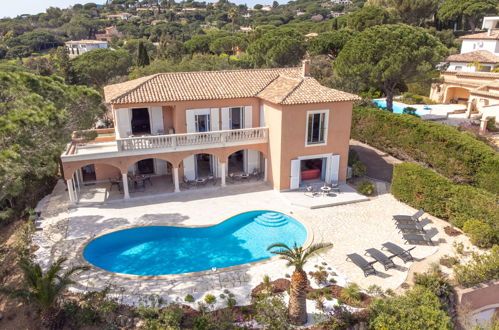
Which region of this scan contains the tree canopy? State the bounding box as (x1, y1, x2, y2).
(438, 0, 498, 31)
(0, 72, 104, 220)
(335, 24, 447, 112)
(346, 5, 395, 31)
(307, 29, 357, 58)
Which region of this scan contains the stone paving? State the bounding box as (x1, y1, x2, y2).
(33, 179, 472, 308)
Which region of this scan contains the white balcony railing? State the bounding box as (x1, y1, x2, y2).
(117, 127, 268, 152)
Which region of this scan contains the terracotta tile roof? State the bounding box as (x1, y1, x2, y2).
(104, 67, 359, 105)
(459, 30, 499, 40)
(65, 40, 108, 44)
(445, 50, 499, 64)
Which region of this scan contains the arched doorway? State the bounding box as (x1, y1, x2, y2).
(445, 87, 471, 104)
(68, 162, 122, 203)
(180, 153, 221, 188)
(227, 149, 266, 182)
(126, 158, 174, 196)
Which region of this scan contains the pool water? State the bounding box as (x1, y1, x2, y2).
(373, 99, 428, 116)
(83, 211, 307, 276)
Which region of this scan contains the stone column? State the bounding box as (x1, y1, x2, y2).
(67, 178, 75, 203)
(122, 173, 130, 199)
(264, 158, 268, 182)
(220, 162, 226, 187)
(466, 99, 473, 118)
(479, 118, 488, 136)
(173, 167, 180, 192)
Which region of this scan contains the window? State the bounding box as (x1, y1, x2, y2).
(306, 110, 328, 145)
(195, 114, 210, 132)
(455, 66, 462, 71)
(229, 107, 243, 129)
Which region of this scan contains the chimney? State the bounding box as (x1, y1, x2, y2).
(302, 59, 311, 77)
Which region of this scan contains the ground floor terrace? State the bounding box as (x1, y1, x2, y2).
(34, 179, 476, 311)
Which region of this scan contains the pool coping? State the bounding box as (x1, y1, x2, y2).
(75, 210, 315, 280)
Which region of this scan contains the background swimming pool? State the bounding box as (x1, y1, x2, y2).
(373, 99, 426, 116)
(83, 211, 307, 276)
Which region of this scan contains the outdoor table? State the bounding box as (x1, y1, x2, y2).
(320, 185, 331, 196)
(240, 173, 250, 181)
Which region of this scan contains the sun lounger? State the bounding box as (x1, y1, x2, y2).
(393, 209, 425, 224)
(365, 248, 396, 271)
(346, 253, 377, 277)
(403, 228, 438, 245)
(396, 218, 432, 233)
(381, 242, 415, 263)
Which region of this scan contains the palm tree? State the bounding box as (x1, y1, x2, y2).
(267, 242, 332, 325)
(17, 257, 89, 327)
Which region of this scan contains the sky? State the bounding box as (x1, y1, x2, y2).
(1, 0, 280, 18)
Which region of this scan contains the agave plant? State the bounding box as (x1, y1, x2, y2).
(268, 242, 332, 325)
(17, 257, 88, 327)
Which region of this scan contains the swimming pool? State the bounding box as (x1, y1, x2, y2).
(83, 211, 307, 276)
(373, 99, 428, 116)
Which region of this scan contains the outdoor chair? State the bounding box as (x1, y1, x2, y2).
(393, 209, 425, 224)
(346, 253, 377, 277)
(330, 183, 340, 194)
(396, 218, 432, 234)
(251, 169, 262, 181)
(109, 177, 121, 192)
(381, 242, 415, 263)
(364, 248, 397, 271)
(181, 176, 196, 189)
(227, 173, 236, 184)
(403, 228, 438, 246)
(304, 185, 319, 197)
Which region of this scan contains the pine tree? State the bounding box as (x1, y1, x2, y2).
(137, 41, 150, 67)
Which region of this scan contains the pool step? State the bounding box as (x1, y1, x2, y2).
(254, 212, 289, 227)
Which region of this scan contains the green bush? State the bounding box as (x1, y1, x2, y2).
(391, 163, 498, 247)
(204, 294, 216, 305)
(369, 287, 452, 330)
(184, 294, 194, 303)
(348, 148, 360, 166)
(352, 106, 499, 194)
(402, 107, 418, 117)
(357, 181, 375, 196)
(352, 160, 367, 177)
(453, 245, 499, 288)
(486, 118, 498, 132)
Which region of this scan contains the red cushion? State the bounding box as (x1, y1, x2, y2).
(301, 168, 321, 180)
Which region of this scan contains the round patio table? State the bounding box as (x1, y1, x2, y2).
(320, 186, 331, 196)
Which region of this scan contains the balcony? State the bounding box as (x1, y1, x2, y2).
(117, 127, 268, 152)
(62, 127, 268, 161)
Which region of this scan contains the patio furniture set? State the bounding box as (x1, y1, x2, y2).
(305, 183, 340, 197)
(346, 209, 438, 277)
(109, 174, 153, 193)
(181, 170, 263, 189)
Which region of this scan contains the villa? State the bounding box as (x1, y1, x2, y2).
(65, 40, 109, 57)
(60, 61, 359, 203)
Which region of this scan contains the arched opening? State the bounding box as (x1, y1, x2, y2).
(68, 162, 122, 203)
(126, 158, 174, 196)
(227, 149, 266, 183)
(180, 153, 221, 188)
(445, 87, 471, 104)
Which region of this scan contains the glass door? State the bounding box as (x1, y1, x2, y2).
(195, 114, 210, 132)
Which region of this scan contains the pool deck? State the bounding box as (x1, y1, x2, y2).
(34, 179, 475, 308)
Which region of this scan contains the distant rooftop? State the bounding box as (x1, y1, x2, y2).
(446, 50, 499, 64)
(460, 30, 499, 40)
(65, 40, 108, 45)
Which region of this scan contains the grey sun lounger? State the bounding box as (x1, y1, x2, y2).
(346, 253, 377, 277)
(393, 209, 425, 224)
(381, 242, 415, 263)
(396, 218, 432, 233)
(364, 248, 396, 271)
(403, 228, 438, 246)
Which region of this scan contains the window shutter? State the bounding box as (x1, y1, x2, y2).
(244, 106, 252, 128)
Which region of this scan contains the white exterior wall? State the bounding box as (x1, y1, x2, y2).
(448, 61, 497, 72)
(461, 39, 499, 55)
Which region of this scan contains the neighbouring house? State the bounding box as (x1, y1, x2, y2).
(106, 12, 132, 20)
(261, 5, 272, 11)
(60, 61, 359, 203)
(65, 40, 108, 57)
(331, 0, 352, 4)
(240, 26, 252, 33)
(430, 16, 499, 130)
(95, 26, 123, 42)
(330, 11, 346, 18)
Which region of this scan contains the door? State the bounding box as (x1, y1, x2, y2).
(195, 114, 210, 132)
(137, 159, 154, 174)
(183, 156, 196, 180)
(81, 165, 96, 182)
(330, 155, 340, 184)
(131, 108, 151, 134)
(290, 159, 300, 190)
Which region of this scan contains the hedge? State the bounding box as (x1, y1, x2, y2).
(391, 163, 498, 248)
(352, 106, 499, 194)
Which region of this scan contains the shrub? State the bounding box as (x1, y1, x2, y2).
(184, 294, 195, 303)
(439, 255, 459, 268)
(486, 118, 498, 132)
(253, 293, 288, 329)
(357, 181, 375, 196)
(369, 287, 452, 329)
(402, 106, 418, 117)
(341, 283, 362, 306)
(348, 148, 360, 166)
(453, 245, 499, 288)
(352, 106, 499, 194)
(352, 160, 367, 177)
(391, 163, 498, 248)
(309, 269, 329, 286)
(204, 294, 216, 305)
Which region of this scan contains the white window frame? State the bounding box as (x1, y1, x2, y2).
(305, 109, 329, 147)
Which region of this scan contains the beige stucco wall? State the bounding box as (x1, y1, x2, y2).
(68, 97, 354, 191)
(268, 101, 353, 190)
(94, 163, 121, 181)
